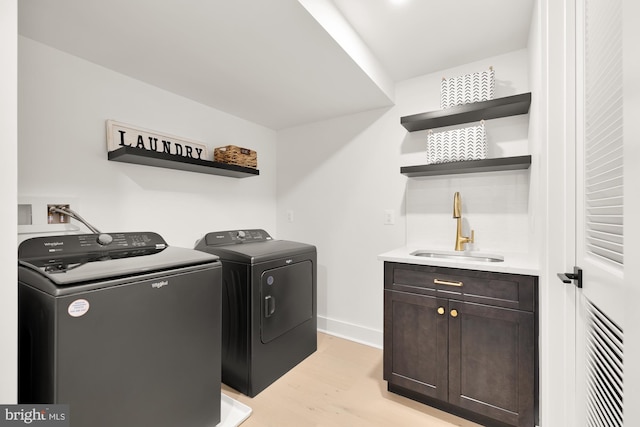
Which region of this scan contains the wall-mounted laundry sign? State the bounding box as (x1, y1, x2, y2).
(106, 120, 208, 160)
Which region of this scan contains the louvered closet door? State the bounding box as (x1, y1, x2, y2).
(574, 0, 625, 425)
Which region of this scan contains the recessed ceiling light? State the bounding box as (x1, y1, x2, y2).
(389, 0, 410, 5)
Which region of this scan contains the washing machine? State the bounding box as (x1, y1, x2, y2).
(18, 231, 222, 427)
(194, 229, 316, 397)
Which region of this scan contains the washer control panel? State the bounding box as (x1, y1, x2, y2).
(18, 232, 168, 259)
(204, 229, 272, 246)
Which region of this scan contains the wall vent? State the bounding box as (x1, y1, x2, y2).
(585, 300, 624, 427)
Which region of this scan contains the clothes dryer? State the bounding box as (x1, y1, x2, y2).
(194, 229, 316, 397)
(18, 232, 222, 427)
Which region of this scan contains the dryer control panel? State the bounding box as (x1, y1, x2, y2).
(203, 229, 272, 246)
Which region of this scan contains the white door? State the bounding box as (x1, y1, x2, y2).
(571, 0, 625, 425)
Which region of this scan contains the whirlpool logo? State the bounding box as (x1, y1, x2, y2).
(151, 280, 169, 289)
(43, 242, 63, 247)
(1, 405, 69, 426)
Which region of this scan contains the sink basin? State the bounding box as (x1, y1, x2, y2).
(410, 250, 504, 263)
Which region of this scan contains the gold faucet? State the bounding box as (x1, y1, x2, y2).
(453, 192, 474, 251)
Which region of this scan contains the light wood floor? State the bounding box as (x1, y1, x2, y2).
(221, 332, 483, 427)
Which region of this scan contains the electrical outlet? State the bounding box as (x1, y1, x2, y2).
(47, 204, 70, 224)
(287, 210, 294, 223)
(18, 204, 33, 225)
(384, 209, 395, 225)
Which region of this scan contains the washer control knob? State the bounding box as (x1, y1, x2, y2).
(237, 230, 246, 239)
(97, 233, 113, 246)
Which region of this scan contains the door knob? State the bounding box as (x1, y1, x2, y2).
(450, 309, 458, 318)
(437, 307, 445, 315)
(557, 266, 583, 288)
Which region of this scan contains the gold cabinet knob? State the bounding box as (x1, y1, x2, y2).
(437, 307, 445, 315)
(450, 309, 458, 318)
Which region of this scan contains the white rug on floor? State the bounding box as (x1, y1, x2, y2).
(217, 393, 252, 427)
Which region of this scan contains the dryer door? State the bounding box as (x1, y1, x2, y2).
(261, 260, 313, 344)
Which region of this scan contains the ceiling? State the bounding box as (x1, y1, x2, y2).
(18, 0, 534, 130)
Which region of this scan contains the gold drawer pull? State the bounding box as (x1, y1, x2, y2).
(434, 279, 463, 287)
(450, 309, 459, 318)
(437, 307, 445, 315)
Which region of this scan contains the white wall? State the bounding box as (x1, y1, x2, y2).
(276, 106, 406, 346)
(400, 50, 533, 255)
(18, 37, 278, 248)
(0, 0, 18, 404)
(277, 49, 534, 348)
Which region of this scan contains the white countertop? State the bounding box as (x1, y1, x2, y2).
(378, 246, 539, 276)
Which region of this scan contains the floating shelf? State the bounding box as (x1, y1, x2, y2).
(401, 92, 532, 132)
(108, 146, 259, 178)
(400, 155, 532, 177)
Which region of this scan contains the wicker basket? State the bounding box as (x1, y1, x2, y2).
(214, 145, 257, 169)
(426, 122, 487, 164)
(440, 67, 495, 109)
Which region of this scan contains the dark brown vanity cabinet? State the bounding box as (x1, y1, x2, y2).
(383, 262, 538, 427)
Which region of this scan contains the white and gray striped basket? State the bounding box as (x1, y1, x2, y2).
(426, 122, 487, 164)
(440, 67, 495, 109)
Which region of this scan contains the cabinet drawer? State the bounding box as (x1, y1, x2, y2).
(384, 262, 537, 312)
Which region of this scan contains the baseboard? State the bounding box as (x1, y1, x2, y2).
(317, 315, 383, 349)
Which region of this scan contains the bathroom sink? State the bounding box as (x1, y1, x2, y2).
(410, 250, 504, 263)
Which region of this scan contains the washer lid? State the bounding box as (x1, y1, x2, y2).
(18, 232, 219, 286)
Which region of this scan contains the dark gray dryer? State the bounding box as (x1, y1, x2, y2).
(194, 229, 316, 397)
(18, 232, 222, 427)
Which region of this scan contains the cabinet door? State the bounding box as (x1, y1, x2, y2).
(384, 290, 448, 401)
(448, 301, 535, 427)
